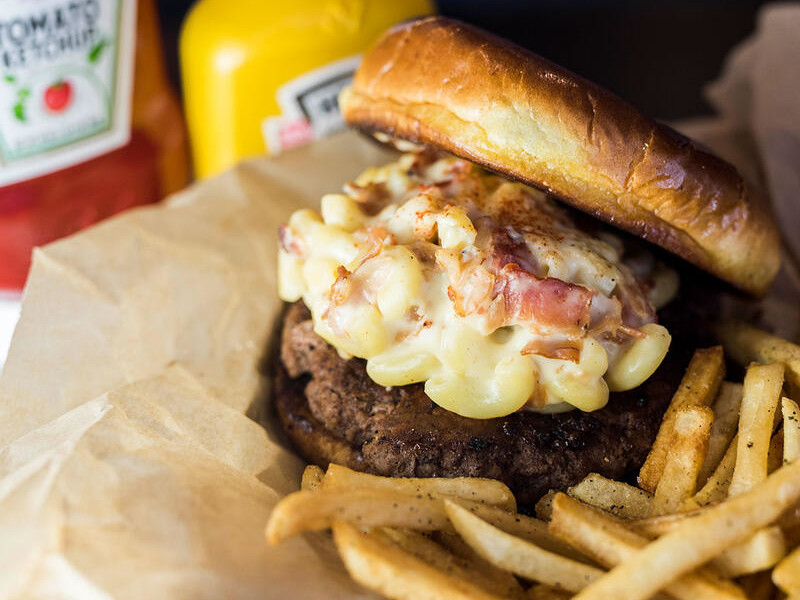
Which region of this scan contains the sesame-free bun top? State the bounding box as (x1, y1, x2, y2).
(340, 16, 781, 296)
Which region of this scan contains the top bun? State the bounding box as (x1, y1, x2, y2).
(340, 17, 781, 296)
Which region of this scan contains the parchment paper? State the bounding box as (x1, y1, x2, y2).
(0, 5, 798, 599)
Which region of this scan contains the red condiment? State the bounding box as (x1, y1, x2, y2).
(0, 0, 189, 292)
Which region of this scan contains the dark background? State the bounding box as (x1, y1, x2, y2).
(157, 0, 769, 120)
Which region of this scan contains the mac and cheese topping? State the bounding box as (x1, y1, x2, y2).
(278, 152, 676, 418)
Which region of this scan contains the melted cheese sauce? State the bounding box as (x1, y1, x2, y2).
(278, 153, 676, 418)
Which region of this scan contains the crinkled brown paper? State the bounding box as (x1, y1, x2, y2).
(0, 5, 798, 598)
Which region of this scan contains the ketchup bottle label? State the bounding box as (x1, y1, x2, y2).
(0, 0, 136, 186)
(262, 54, 361, 155)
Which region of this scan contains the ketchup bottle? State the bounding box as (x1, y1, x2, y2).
(0, 0, 189, 293)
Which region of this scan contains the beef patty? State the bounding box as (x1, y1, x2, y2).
(272, 301, 697, 510)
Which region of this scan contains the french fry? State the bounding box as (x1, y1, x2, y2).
(699, 382, 743, 486)
(651, 406, 713, 516)
(526, 584, 573, 600)
(630, 509, 706, 536)
(535, 490, 557, 520)
(548, 493, 747, 600)
(690, 435, 737, 507)
(773, 545, 800, 596)
(711, 526, 785, 577)
(632, 512, 786, 576)
(301, 464, 324, 491)
(466, 502, 585, 560)
(444, 500, 604, 593)
(716, 321, 800, 397)
(639, 346, 725, 492)
(728, 363, 784, 497)
(321, 463, 517, 510)
(567, 473, 653, 520)
(265, 488, 452, 544)
(570, 458, 800, 600)
(381, 528, 526, 599)
(430, 531, 527, 598)
(767, 428, 784, 474)
(783, 397, 800, 464)
(332, 522, 507, 600)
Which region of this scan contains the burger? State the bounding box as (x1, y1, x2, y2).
(272, 17, 780, 509)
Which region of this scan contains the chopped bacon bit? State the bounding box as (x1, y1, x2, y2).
(408, 306, 423, 321)
(343, 181, 391, 215)
(355, 226, 391, 266)
(278, 224, 305, 256)
(618, 324, 647, 339)
(615, 274, 657, 328)
(494, 264, 593, 336)
(329, 266, 352, 306)
(521, 340, 582, 363)
(488, 228, 540, 275)
(406, 148, 442, 176)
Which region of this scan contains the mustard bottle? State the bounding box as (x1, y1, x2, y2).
(180, 0, 434, 179)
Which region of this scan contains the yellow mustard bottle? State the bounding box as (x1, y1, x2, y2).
(180, 0, 434, 178)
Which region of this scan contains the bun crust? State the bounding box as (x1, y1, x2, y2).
(341, 17, 781, 296)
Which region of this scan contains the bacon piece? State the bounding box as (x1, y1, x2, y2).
(405, 148, 442, 176)
(351, 226, 392, 268)
(615, 276, 658, 328)
(521, 339, 582, 362)
(278, 224, 305, 256)
(494, 264, 593, 335)
(343, 181, 391, 215)
(329, 266, 352, 306)
(436, 249, 495, 317)
(487, 228, 540, 276)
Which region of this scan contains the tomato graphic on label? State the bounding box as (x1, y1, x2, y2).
(44, 80, 73, 113)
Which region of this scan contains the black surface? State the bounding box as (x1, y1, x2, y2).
(157, 0, 767, 119)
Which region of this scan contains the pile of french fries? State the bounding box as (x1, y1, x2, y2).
(265, 321, 800, 600)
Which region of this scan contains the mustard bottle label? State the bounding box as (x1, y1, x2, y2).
(0, 0, 136, 185)
(262, 54, 361, 155)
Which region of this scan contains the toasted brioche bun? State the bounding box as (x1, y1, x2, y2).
(340, 16, 781, 296)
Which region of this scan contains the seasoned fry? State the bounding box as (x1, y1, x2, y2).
(633, 512, 786, 577)
(265, 488, 451, 544)
(711, 526, 785, 577)
(690, 436, 737, 507)
(444, 500, 603, 593)
(773, 545, 800, 596)
(767, 428, 784, 473)
(783, 397, 800, 464)
(321, 463, 516, 510)
(548, 493, 747, 600)
(567, 473, 653, 520)
(535, 490, 557, 520)
(301, 464, 324, 491)
(332, 522, 507, 600)
(526, 584, 573, 600)
(632, 512, 785, 577)
(570, 458, 800, 600)
(430, 531, 527, 598)
(728, 363, 784, 497)
(630, 509, 706, 537)
(651, 406, 713, 516)
(381, 528, 526, 599)
(638, 346, 725, 492)
(699, 382, 743, 485)
(716, 321, 800, 397)
(467, 502, 585, 560)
